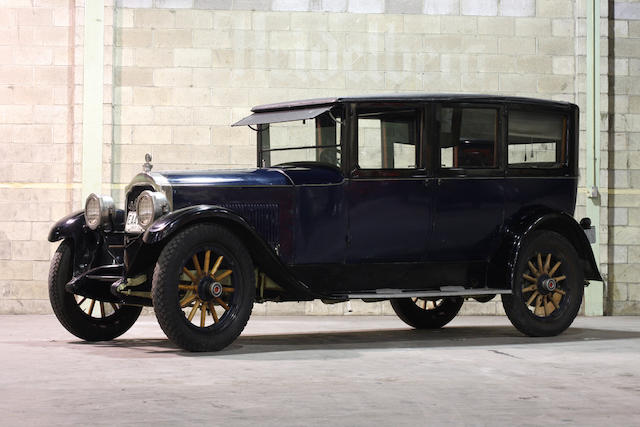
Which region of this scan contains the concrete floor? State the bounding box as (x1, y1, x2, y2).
(1, 315, 639, 426)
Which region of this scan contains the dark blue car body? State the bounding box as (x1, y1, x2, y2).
(50, 94, 601, 306)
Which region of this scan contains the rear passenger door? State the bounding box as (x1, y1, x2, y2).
(429, 103, 505, 266)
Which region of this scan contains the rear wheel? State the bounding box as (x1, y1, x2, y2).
(48, 240, 142, 341)
(152, 224, 255, 352)
(502, 230, 584, 337)
(391, 297, 464, 329)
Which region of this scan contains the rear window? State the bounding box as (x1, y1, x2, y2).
(508, 110, 567, 168)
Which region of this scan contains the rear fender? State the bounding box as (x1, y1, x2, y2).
(489, 208, 602, 290)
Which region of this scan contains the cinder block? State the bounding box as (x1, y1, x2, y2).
(499, 0, 534, 17)
(173, 126, 211, 145)
(478, 17, 514, 35)
(385, 71, 421, 90)
(440, 16, 478, 34)
(0, 260, 33, 280)
(191, 106, 229, 125)
(441, 54, 477, 72)
(155, 0, 194, 8)
(385, 34, 422, 52)
(462, 35, 497, 53)
(424, 0, 459, 15)
(194, 0, 232, 9)
(537, 0, 572, 18)
(269, 31, 309, 50)
(116, 0, 153, 7)
(328, 13, 367, 32)
(153, 29, 192, 47)
(538, 37, 574, 56)
(461, 0, 497, 16)
(385, 0, 422, 15)
(135, 48, 174, 67)
(132, 87, 172, 105)
(14, 47, 53, 66)
(552, 18, 574, 37)
(255, 12, 292, 31)
(113, 105, 154, 125)
(403, 15, 440, 34)
(629, 246, 640, 263)
(272, 0, 309, 12)
(17, 8, 52, 26)
(348, 33, 385, 52)
(477, 55, 515, 72)
(192, 68, 231, 87)
(175, 9, 213, 28)
(461, 72, 498, 91)
(423, 71, 461, 91)
(193, 30, 232, 48)
(174, 48, 212, 67)
(348, 0, 383, 14)
(515, 17, 551, 36)
(116, 66, 154, 86)
(552, 56, 575, 75)
(134, 9, 176, 28)
(232, 0, 270, 11)
(499, 73, 537, 92)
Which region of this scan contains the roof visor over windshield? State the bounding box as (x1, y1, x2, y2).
(232, 106, 333, 127)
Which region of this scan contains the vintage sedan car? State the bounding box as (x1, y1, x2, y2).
(48, 94, 601, 351)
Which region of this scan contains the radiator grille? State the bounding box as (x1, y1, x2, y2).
(223, 203, 279, 247)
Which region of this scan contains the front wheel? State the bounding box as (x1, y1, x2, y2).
(152, 224, 255, 352)
(502, 230, 584, 337)
(48, 240, 142, 341)
(391, 297, 464, 329)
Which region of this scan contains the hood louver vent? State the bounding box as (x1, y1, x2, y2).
(223, 203, 279, 248)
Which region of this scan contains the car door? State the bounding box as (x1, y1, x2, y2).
(344, 105, 433, 291)
(428, 103, 505, 285)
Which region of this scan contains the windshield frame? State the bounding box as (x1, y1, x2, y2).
(256, 106, 344, 169)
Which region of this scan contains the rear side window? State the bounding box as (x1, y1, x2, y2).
(508, 110, 567, 168)
(439, 107, 498, 169)
(357, 111, 417, 169)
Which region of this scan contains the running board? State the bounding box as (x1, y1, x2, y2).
(346, 287, 512, 299)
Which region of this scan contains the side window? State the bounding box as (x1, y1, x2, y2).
(439, 107, 498, 169)
(508, 110, 567, 168)
(357, 111, 417, 169)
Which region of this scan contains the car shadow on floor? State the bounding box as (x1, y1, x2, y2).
(74, 325, 640, 358)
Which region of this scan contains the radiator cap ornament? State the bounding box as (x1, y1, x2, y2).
(143, 153, 153, 173)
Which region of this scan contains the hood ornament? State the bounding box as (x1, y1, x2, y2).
(143, 153, 153, 173)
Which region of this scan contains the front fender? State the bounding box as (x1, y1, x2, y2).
(48, 211, 85, 242)
(139, 205, 315, 299)
(490, 208, 603, 290)
(143, 205, 253, 245)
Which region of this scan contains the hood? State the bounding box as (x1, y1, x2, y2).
(159, 164, 344, 187)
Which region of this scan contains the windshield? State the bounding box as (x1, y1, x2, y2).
(259, 111, 341, 168)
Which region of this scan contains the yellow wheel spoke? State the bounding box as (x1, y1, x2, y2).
(208, 302, 218, 323)
(222, 287, 235, 293)
(550, 292, 561, 309)
(537, 253, 543, 273)
(542, 296, 549, 316)
(178, 284, 197, 291)
(527, 261, 539, 276)
(109, 302, 118, 312)
(204, 250, 211, 276)
(549, 261, 562, 277)
(88, 299, 96, 316)
(180, 293, 197, 308)
(99, 302, 105, 318)
(200, 303, 206, 328)
(551, 275, 566, 282)
(526, 291, 539, 306)
(188, 300, 201, 322)
(555, 289, 566, 296)
(209, 256, 224, 278)
(214, 297, 229, 311)
(215, 269, 232, 281)
(192, 255, 203, 278)
(523, 274, 537, 283)
(182, 267, 197, 283)
(78, 297, 87, 306)
(522, 284, 537, 293)
(534, 295, 545, 316)
(544, 254, 551, 274)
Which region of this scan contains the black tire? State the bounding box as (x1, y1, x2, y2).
(502, 230, 584, 337)
(48, 240, 142, 341)
(151, 224, 255, 352)
(391, 297, 464, 329)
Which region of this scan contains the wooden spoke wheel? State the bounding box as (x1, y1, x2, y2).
(502, 230, 584, 337)
(391, 296, 463, 329)
(152, 224, 254, 352)
(48, 240, 142, 341)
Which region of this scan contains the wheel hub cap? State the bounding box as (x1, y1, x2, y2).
(197, 276, 223, 301)
(541, 277, 557, 292)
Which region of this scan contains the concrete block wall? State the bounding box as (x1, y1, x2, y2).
(0, 0, 636, 316)
(0, 0, 84, 313)
(607, 0, 640, 314)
